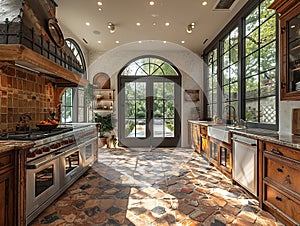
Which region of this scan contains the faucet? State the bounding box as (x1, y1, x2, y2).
(240, 118, 247, 128)
(224, 105, 237, 125)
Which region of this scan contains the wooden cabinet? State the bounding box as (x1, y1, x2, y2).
(94, 89, 114, 113)
(270, 0, 300, 100)
(200, 125, 209, 157)
(262, 141, 300, 225)
(0, 152, 15, 226)
(209, 137, 232, 178)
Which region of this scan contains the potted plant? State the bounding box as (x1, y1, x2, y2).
(95, 113, 113, 147)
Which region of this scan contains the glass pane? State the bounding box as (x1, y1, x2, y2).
(136, 100, 146, 119)
(260, 16, 276, 46)
(246, 7, 259, 36)
(136, 66, 148, 76)
(246, 100, 259, 122)
(125, 83, 135, 99)
(245, 52, 259, 77)
(223, 85, 230, 102)
(153, 118, 164, 137)
(154, 100, 164, 118)
(260, 69, 276, 96)
(165, 119, 174, 137)
(207, 77, 213, 90)
(206, 90, 212, 104)
(165, 83, 174, 99)
(245, 28, 259, 55)
(223, 35, 230, 53)
(230, 45, 238, 64)
(261, 96, 276, 124)
(154, 83, 164, 99)
(125, 100, 135, 118)
(245, 76, 259, 99)
(136, 83, 146, 99)
(66, 107, 72, 122)
(78, 89, 84, 106)
(125, 119, 136, 137)
(260, 41, 276, 71)
(231, 82, 238, 101)
(222, 68, 230, 85)
(136, 119, 146, 138)
(165, 100, 174, 118)
(160, 62, 178, 75)
(78, 107, 84, 122)
(223, 51, 230, 68)
(230, 27, 239, 46)
(212, 89, 218, 103)
(230, 63, 238, 82)
(260, 0, 275, 24)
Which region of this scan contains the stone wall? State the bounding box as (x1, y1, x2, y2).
(0, 63, 58, 132)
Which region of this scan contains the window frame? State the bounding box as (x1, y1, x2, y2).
(203, 0, 278, 130)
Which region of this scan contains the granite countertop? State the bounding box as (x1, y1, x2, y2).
(189, 120, 300, 150)
(0, 141, 35, 154)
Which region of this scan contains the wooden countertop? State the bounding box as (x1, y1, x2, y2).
(0, 141, 35, 154)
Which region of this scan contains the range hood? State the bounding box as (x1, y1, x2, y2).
(0, 0, 89, 87)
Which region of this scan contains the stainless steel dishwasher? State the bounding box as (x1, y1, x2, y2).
(232, 134, 258, 196)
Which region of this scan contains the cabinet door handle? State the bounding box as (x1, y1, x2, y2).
(275, 196, 282, 202)
(277, 168, 283, 173)
(270, 149, 283, 156)
(285, 175, 291, 185)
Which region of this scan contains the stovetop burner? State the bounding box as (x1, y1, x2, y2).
(0, 127, 73, 141)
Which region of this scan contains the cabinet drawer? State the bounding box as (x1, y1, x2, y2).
(264, 142, 300, 161)
(265, 184, 300, 223)
(0, 152, 14, 172)
(265, 157, 300, 195)
(200, 126, 207, 135)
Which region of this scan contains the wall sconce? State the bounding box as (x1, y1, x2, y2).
(186, 22, 195, 34)
(107, 22, 116, 33)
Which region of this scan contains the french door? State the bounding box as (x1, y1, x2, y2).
(118, 77, 181, 147)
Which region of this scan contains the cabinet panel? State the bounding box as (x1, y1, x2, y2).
(0, 152, 14, 172)
(264, 142, 300, 161)
(265, 184, 300, 223)
(265, 156, 300, 194)
(0, 170, 14, 226)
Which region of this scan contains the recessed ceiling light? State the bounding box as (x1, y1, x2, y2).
(165, 22, 170, 26)
(138, 41, 142, 43)
(98, 41, 101, 44)
(149, 1, 155, 6)
(97, 2, 102, 6)
(163, 41, 167, 43)
(116, 41, 120, 44)
(181, 41, 185, 44)
(85, 22, 90, 26)
(202, 1, 208, 6)
(153, 22, 157, 26)
(136, 22, 141, 26)
(98, 8, 102, 11)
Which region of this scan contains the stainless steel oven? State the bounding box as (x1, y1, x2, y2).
(26, 155, 60, 217)
(80, 137, 97, 167)
(60, 148, 82, 187)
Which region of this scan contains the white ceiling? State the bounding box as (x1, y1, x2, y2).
(56, 0, 248, 54)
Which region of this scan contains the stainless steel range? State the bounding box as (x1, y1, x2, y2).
(1, 124, 98, 225)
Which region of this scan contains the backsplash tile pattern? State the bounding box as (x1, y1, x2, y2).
(0, 64, 57, 133)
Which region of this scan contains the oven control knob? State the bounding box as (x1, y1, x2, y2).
(27, 151, 36, 158)
(36, 148, 43, 154)
(43, 147, 51, 152)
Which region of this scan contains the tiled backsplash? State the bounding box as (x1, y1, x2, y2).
(0, 63, 57, 133)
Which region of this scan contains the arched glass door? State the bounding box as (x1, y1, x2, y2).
(118, 56, 181, 147)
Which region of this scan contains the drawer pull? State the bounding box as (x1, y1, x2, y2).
(270, 149, 283, 156)
(285, 175, 291, 185)
(0, 162, 4, 167)
(275, 196, 282, 202)
(276, 168, 283, 173)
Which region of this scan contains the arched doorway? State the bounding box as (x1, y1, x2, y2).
(118, 56, 181, 147)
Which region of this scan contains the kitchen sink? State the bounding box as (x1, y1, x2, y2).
(226, 125, 246, 130)
(208, 125, 231, 143)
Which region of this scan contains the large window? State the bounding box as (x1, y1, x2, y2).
(61, 87, 87, 123)
(204, 0, 277, 129)
(206, 48, 218, 119)
(221, 27, 239, 123)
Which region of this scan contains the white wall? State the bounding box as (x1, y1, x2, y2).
(88, 41, 203, 147)
(279, 101, 300, 134)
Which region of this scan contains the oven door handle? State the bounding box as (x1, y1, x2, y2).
(233, 137, 257, 147)
(26, 155, 59, 169)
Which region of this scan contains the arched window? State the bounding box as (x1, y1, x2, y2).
(65, 38, 87, 79)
